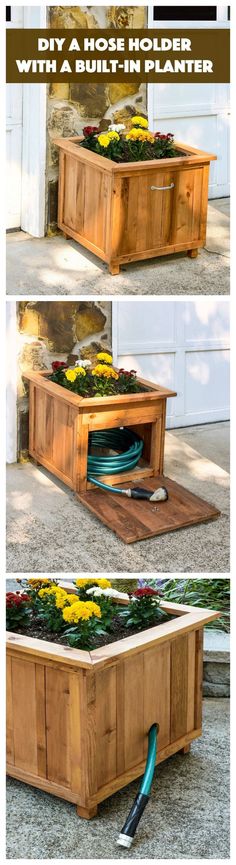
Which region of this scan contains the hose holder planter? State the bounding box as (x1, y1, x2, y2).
(55, 137, 216, 275)
(6, 601, 220, 823)
(24, 369, 220, 543)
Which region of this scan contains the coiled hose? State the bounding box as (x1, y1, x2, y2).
(87, 428, 143, 493)
(87, 427, 168, 502)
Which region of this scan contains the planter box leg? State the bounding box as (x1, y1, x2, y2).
(77, 804, 98, 820)
(109, 262, 120, 275)
(180, 744, 191, 755)
(188, 249, 199, 259)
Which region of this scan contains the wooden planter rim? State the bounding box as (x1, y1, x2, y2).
(55, 136, 217, 173)
(24, 369, 177, 408)
(6, 600, 220, 672)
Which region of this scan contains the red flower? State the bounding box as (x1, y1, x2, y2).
(132, 587, 162, 598)
(52, 361, 67, 372)
(118, 369, 137, 377)
(83, 126, 99, 137)
(6, 592, 30, 608)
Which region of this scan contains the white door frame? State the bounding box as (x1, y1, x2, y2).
(19, 6, 47, 236)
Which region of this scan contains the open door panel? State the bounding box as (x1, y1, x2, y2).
(77, 475, 220, 544)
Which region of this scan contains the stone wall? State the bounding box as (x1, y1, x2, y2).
(46, 5, 147, 232)
(17, 300, 112, 458)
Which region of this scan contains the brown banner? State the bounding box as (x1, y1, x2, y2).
(6, 28, 230, 84)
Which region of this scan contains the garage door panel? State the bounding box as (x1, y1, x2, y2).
(185, 349, 230, 415)
(183, 300, 230, 344)
(114, 301, 230, 428)
(150, 81, 230, 198)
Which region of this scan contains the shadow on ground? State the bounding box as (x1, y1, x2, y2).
(6, 199, 230, 296)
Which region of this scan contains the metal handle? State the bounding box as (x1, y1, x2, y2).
(150, 182, 175, 191)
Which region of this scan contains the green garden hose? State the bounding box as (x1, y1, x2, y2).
(117, 723, 159, 848)
(88, 428, 143, 486)
(87, 428, 168, 502)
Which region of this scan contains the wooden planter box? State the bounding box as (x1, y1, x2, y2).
(24, 369, 220, 543)
(6, 598, 219, 819)
(55, 137, 216, 274)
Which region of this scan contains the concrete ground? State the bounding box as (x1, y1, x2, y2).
(6, 198, 230, 296)
(6, 422, 230, 573)
(6, 698, 230, 859)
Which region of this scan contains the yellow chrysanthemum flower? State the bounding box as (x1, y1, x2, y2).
(75, 578, 91, 588)
(107, 130, 120, 141)
(27, 578, 53, 589)
(65, 369, 77, 382)
(62, 600, 101, 624)
(67, 593, 80, 605)
(38, 586, 69, 609)
(92, 364, 118, 380)
(75, 577, 111, 589)
(96, 352, 113, 364)
(73, 366, 86, 377)
(131, 115, 148, 128)
(126, 128, 154, 143)
(96, 578, 112, 589)
(97, 133, 111, 148)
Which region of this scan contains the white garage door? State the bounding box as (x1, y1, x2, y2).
(6, 7, 23, 229)
(148, 6, 230, 198)
(112, 300, 230, 428)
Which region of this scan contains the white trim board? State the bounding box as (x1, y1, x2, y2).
(6, 302, 17, 464)
(21, 6, 47, 237)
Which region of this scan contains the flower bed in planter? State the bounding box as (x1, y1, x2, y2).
(6, 579, 220, 819)
(55, 119, 216, 274)
(24, 365, 220, 543)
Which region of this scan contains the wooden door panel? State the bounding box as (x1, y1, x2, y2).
(118, 171, 175, 255)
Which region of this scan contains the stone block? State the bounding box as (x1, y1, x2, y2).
(69, 84, 109, 118)
(80, 342, 111, 365)
(108, 83, 139, 105)
(48, 7, 98, 29)
(75, 302, 106, 341)
(106, 7, 146, 29)
(203, 681, 230, 698)
(49, 83, 70, 100)
(204, 662, 230, 685)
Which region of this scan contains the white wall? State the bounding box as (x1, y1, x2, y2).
(113, 300, 230, 428)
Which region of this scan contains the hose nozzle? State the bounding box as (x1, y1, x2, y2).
(126, 485, 168, 502)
